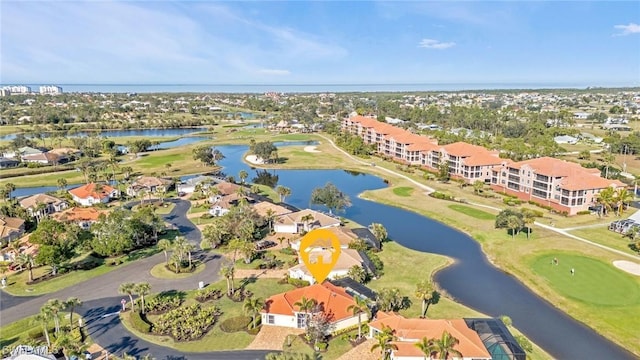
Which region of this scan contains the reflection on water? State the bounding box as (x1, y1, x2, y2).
(252, 169, 279, 188)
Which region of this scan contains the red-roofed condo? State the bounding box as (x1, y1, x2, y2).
(69, 183, 119, 206)
(261, 282, 368, 332)
(490, 157, 626, 215)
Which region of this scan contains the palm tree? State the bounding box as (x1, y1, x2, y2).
(275, 185, 291, 203)
(119, 282, 137, 312)
(135, 282, 151, 314)
(265, 208, 276, 232)
(433, 331, 462, 359)
(35, 306, 53, 347)
(301, 214, 315, 232)
(370, 223, 388, 242)
(415, 337, 438, 360)
(472, 180, 484, 195)
(243, 296, 264, 329)
(4, 183, 16, 201)
(505, 215, 523, 240)
(346, 296, 369, 339)
(239, 170, 248, 184)
(57, 178, 68, 192)
(184, 243, 195, 268)
(46, 299, 63, 335)
(121, 166, 133, 180)
(65, 297, 82, 329)
(615, 188, 634, 216)
(220, 263, 235, 296)
(415, 280, 435, 318)
(596, 187, 616, 216)
(520, 209, 536, 240)
(157, 238, 172, 265)
(370, 325, 398, 360)
(293, 296, 316, 330)
(173, 236, 188, 263)
(17, 253, 35, 282)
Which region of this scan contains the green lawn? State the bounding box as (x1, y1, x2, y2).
(120, 278, 295, 352)
(568, 227, 638, 255)
(392, 186, 414, 197)
(1, 313, 83, 349)
(530, 253, 640, 306)
(284, 329, 358, 360)
(149, 261, 206, 279)
(448, 204, 496, 220)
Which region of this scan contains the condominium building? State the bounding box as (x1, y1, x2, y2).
(490, 157, 626, 215)
(39, 85, 63, 94)
(1, 85, 31, 94)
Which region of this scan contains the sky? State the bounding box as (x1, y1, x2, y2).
(1, 1, 639, 86)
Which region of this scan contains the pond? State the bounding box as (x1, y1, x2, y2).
(4, 144, 636, 359)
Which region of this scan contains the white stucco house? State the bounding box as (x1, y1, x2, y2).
(68, 183, 119, 206)
(288, 248, 374, 285)
(261, 282, 368, 333)
(273, 209, 341, 234)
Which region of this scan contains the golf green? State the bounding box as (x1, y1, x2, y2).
(531, 253, 640, 306)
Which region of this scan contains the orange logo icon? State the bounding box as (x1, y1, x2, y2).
(299, 229, 342, 284)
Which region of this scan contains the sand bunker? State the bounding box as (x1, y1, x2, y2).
(245, 155, 264, 165)
(304, 146, 321, 153)
(613, 260, 640, 276)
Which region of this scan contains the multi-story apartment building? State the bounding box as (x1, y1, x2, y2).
(490, 157, 625, 215)
(39, 85, 63, 94)
(342, 115, 504, 183)
(2, 85, 31, 94)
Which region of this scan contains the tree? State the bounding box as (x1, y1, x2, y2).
(348, 265, 368, 283)
(346, 296, 369, 339)
(506, 215, 523, 239)
(433, 331, 463, 360)
(414, 337, 437, 360)
(578, 150, 591, 160)
(415, 280, 436, 318)
(615, 188, 634, 216)
(158, 239, 172, 265)
(376, 287, 407, 312)
(36, 305, 53, 347)
(437, 161, 450, 182)
(202, 220, 225, 249)
(17, 253, 35, 283)
(275, 185, 292, 203)
(239, 170, 249, 184)
(370, 223, 388, 242)
(243, 296, 264, 329)
(293, 296, 316, 330)
(596, 187, 616, 216)
(57, 178, 68, 192)
(300, 214, 315, 232)
(253, 141, 278, 163)
(119, 282, 136, 312)
(310, 182, 351, 214)
(472, 180, 484, 195)
(370, 325, 398, 360)
(30, 220, 79, 275)
(495, 209, 524, 238)
(65, 297, 82, 330)
(220, 263, 235, 296)
(193, 145, 225, 166)
(134, 282, 151, 314)
(4, 183, 16, 201)
(45, 299, 63, 335)
(520, 208, 537, 240)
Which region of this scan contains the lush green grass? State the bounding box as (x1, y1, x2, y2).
(392, 186, 414, 197)
(4, 247, 160, 296)
(569, 226, 638, 254)
(530, 253, 640, 306)
(0, 313, 82, 349)
(149, 261, 206, 279)
(284, 330, 357, 360)
(120, 278, 295, 352)
(448, 204, 495, 220)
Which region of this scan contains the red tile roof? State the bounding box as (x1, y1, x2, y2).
(52, 207, 107, 222)
(263, 282, 356, 321)
(69, 183, 116, 200)
(443, 142, 496, 157)
(348, 116, 439, 150)
(370, 313, 490, 359)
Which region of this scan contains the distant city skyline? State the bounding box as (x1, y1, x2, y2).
(1, 1, 639, 86)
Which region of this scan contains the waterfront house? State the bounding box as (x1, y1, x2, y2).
(261, 282, 368, 332)
(126, 176, 172, 197)
(177, 175, 214, 194)
(2, 146, 43, 159)
(0, 157, 20, 169)
(21, 152, 61, 166)
(69, 183, 119, 206)
(288, 248, 374, 285)
(19, 193, 68, 219)
(368, 312, 492, 360)
(273, 209, 341, 234)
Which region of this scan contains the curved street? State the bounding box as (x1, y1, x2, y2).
(0, 199, 272, 359)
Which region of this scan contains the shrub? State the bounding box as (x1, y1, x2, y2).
(154, 304, 221, 341)
(130, 311, 153, 333)
(142, 294, 184, 314)
(287, 277, 310, 288)
(316, 342, 328, 351)
(200, 213, 213, 219)
(195, 288, 223, 303)
(246, 327, 260, 335)
(430, 192, 454, 201)
(280, 247, 296, 256)
(219, 316, 252, 333)
(27, 329, 43, 340)
(576, 210, 592, 215)
(503, 198, 522, 206)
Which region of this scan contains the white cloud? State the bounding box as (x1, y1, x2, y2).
(418, 39, 456, 49)
(613, 23, 640, 36)
(257, 69, 291, 76)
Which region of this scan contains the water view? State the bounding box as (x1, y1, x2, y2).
(0, 127, 208, 141)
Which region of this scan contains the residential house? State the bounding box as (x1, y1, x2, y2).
(288, 248, 374, 285)
(177, 176, 214, 194)
(126, 176, 172, 197)
(19, 194, 68, 219)
(490, 157, 626, 215)
(261, 282, 368, 332)
(51, 207, 107, 229)
(47, 147, 81, 162)
(579, 133, 603, 144)
(0, 216, 26, 243)
(352, 227, 381, 250)
(553, 135, 579, 145)
(252, 201, 292, 218)
(290, 226, 361, 251)
(208, 182, 255, 217)
(273, 209, 341, 234)
(0, 157, 20, 169)
(2, 146, 43, 159)
(69, 183, 119, 206)
(21, 152, 61, 166)
(368, 312, 491, 360)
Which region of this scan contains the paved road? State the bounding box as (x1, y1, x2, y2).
(0, 199, 272, 359)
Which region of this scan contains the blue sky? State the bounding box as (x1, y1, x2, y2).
(1, 1, 639, 85)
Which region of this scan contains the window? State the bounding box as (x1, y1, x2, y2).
(267, 315, 274, 324)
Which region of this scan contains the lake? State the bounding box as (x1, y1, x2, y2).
(4, 143, 636, 359)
